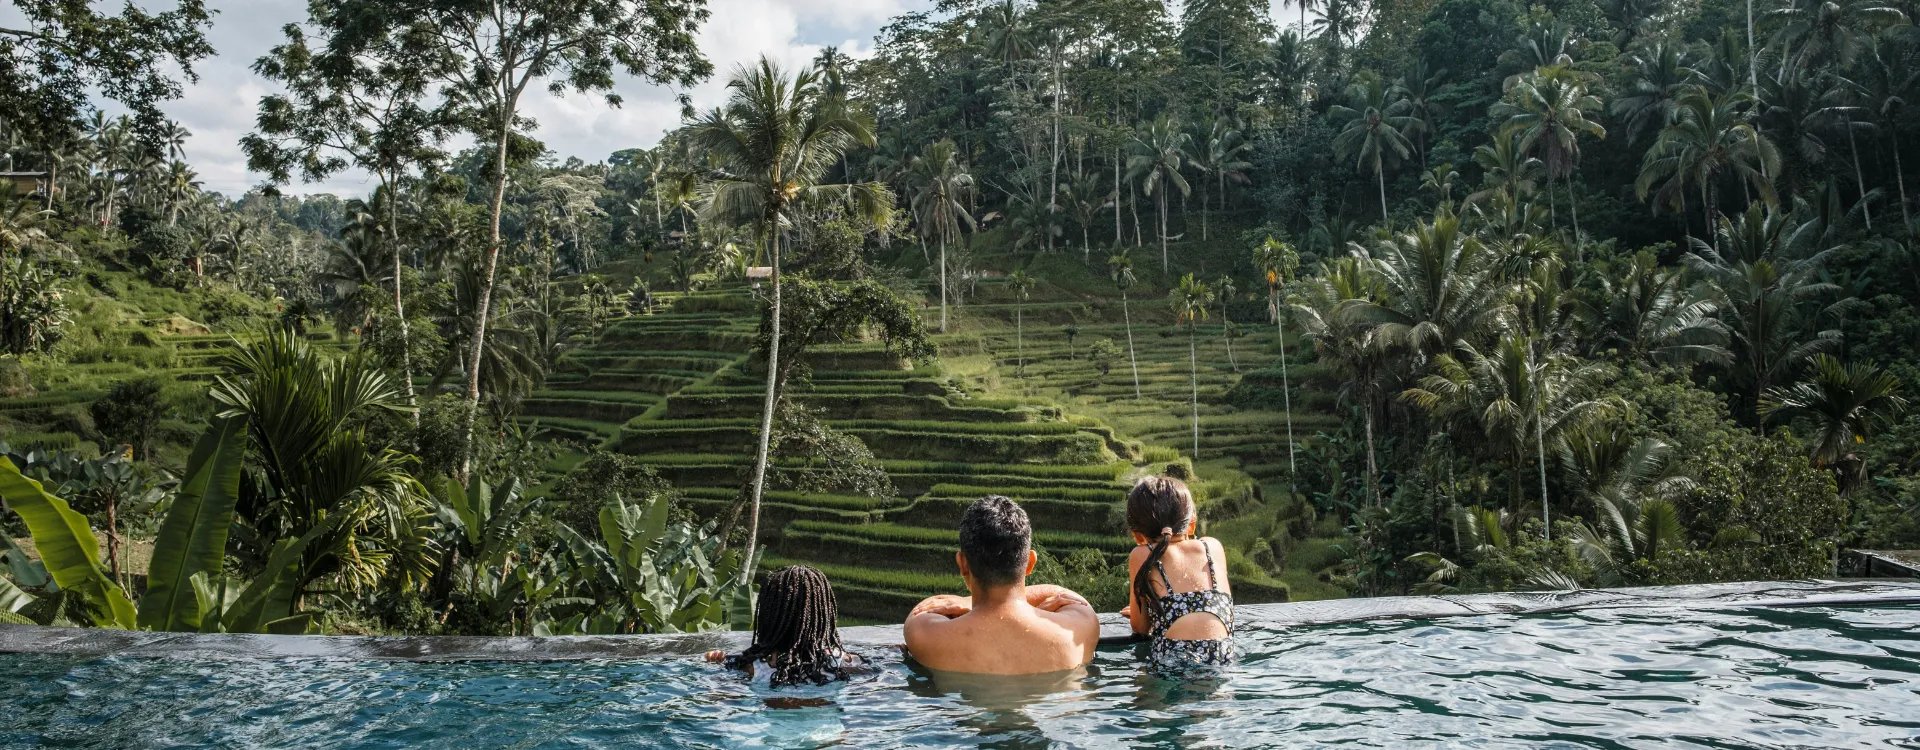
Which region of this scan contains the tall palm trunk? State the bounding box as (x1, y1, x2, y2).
(387, 179, 418, 423)
(1189, 323, 1201, 458)
(1113, 138, 1123, 248)
(1049, 48, 1062, 255)
(1015, 297, 1024, 375)
(1845, 112, 1873, 229)
(1122, 290, 1142, 399)
(1536, 407, 1551, 541)
(1273, 290, 1297, 495)
(1568, 173, 1583, 257)
(1893, 137, 1912, 230)
(1130, 179, 1142, 246)
(744, 228, 782, 574)
(1746, 0, 1758, 98)
(1158, 188, 1169, 272)
(1199, 177, 1210, 241)
(458, 115, 513, 482)
(1376, 162, 1389, 224)
(939, 234, 949, 333)
(1364, 400, 1381, 506)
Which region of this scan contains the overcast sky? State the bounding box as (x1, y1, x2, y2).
(63, 0, 1299, 198)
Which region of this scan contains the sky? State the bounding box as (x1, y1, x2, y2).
(73, 0, 1299, 197)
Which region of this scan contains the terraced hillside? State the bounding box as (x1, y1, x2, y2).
(1, 325, 349, 459)
(533, 259, 1350, 619)
(933, 274, 1355, 602)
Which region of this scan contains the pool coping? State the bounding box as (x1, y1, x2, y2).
(2, 579, 1916, 661)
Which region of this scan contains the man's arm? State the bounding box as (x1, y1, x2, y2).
(1027, 584, 1101, 663)
(903, 594, 969, 666)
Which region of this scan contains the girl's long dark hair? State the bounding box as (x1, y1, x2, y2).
(1127, 475, 1195, 627)
(727, 565, 849, 686)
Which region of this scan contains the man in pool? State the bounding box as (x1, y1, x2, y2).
(902, 495, 1101, 675)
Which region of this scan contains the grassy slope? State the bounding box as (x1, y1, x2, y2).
(540, 216, 1354, 619)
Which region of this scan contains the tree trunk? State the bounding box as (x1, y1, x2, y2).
(1189, 324, 1201, 459)
(458, 108, 514, 482)
(1122, 291, 1142, 399)
(1274, 289, 1298, 496)
(1015, 300, 1024, 375)
(1894, 137, 1912, 231)
(1158, 187, 1169, 272)
(105, 494, 122, 589)
(1223, 308, 1236, 372)
(1846, 112, 1873, 229)
(386, 176, 418, 423)
(1746, 0, 1758, 99)
(1113, 138, 1123, 248)
(1130, 178, 1142, 247)
(744, 229, 782, 575)
(1200, 177, 1209, 241)
(1568, 173, 1582, 260)
(939, 234, 949, 333)
(1536, 404, 1551, 541)
(1049, 46, 1062, 255)
(1377, 164, 1390, 225)
(1364, 400, 1381, 507)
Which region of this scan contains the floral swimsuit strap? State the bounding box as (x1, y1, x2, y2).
(1147, 540, 1235, 639)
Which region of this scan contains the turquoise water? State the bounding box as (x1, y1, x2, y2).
(2, 605, 1917, 748)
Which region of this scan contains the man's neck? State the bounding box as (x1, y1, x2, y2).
(968, 582, 1028, 613)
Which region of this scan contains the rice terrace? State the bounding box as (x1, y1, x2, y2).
(1, 0, 1919, 746)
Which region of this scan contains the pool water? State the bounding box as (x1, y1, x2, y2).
(2, 605, 1916, 748)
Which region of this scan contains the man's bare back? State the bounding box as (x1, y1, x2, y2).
(900, 496, 1100, 676)
(904, 584, 1099, 675)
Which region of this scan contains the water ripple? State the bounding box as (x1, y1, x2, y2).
(0, 605, 1916, 748)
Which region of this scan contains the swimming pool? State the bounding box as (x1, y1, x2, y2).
(1, 581, 1916, 748)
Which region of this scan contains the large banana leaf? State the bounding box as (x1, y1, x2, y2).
(0, 574, 35, 617)
(0, 458, 136, 628)
(220, 510, 345, 633)
(140, 417, 248, 631)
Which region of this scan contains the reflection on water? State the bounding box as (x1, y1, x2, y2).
(1, 605, 1918, 748)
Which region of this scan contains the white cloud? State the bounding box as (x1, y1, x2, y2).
(164, 0, 913, 198)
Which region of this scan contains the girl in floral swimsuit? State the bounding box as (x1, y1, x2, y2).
(1121, 475, 1235, 670)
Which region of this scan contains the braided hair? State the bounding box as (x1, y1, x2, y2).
(726, 565, 850, 686)
(1127, 475, 1196, 627)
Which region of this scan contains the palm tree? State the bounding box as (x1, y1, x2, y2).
(1494, 64, 1607, 241)
(1854, 40, 1918, 228)
(1214, 274, 1239, 371)
(1405, 334, 1614, 536)
(1762, 354, 1908, 490)
(1188, 117, 1252, 241)
(1008, 269, 1035, 375)
(1108, 249, 1144, 399)
(1330, 73, 1415, 224)
(1466, 128, 1546, 207)
(1293, 256, 1392, 506)
(1400, 62, 1447, 167)
(1254, 237, 1301, 488)
(907, 139, 975, 333)
(1347, 208, 1512, 363)
(1684, 205, 1845, 421)
(687, 58, 892, 572)
(1578, 249, 1731, 366)
(1636, 88, 1781, 246)
(1171, 274, 1214, 459)
(209, 330, 434, 602)
(1127, 115, 1191, 272)
(1613, 41, 1697, 146)
(1767, 0, 1906, 76)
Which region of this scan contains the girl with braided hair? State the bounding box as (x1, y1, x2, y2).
(1119, 475, 1235, 670)
(705, 565, 866, 687)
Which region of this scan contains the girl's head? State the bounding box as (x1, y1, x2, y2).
(1127, 475, 1195, 545)
(1126, 476, 1196, 622)
(734, 565, 847, 686)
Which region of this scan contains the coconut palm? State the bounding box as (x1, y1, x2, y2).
(1762, 354, 1908, 489)
(1684, 205, 1846, 421)
(1613, 41, 1698, 146)
(1636, 89, 1781, 245)
(1579, 250, 1731, 366)
(1345, 208, 1512, 364)
(1767, 0, 1907, 76)
(1008, 269, 1035, 375)
(1127, 115, 1191, 272)
(1466, 128, 1546, 207)
(1188, 117, 1252, 241)
(1108, 249, 1143, 399)
(1493, 64, 1607, 240)
(1404, 334, 1615, 535)
(1214, 274, 1239, 371)
(686, 57, 891, 572)
(1329, 73, 1416, 224)
(1400, 62, 1448, 167)
(1852, 39, 1918, 227)
(1292, 256, 1392, 506)
(1254, 237, 1301, 486)
(907, 139, 975, 333)
(1171, 274, 1214, 459)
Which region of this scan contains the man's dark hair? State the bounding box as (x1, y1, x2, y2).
(958, 495, 1031, 587)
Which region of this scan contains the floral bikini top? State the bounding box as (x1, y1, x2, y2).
(1146, 540, 1235, 639)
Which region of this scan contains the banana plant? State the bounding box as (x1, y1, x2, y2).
(1, 418, 327, 633)
(545, 494, 753, 635)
